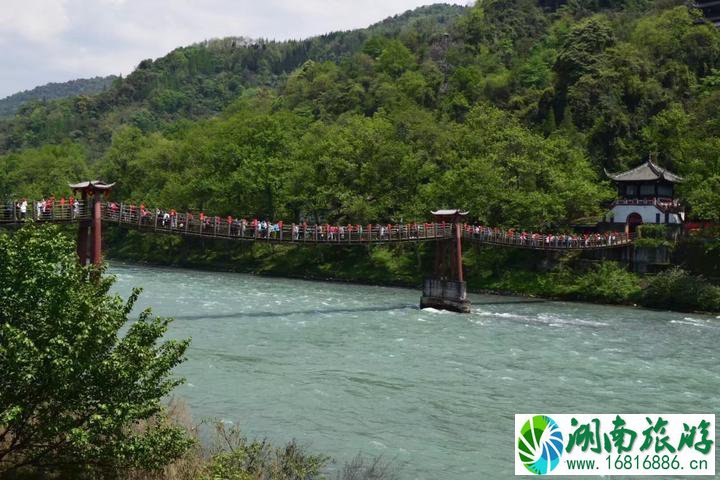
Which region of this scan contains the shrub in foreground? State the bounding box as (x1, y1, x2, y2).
(129, 407, 399, 480)
(201, 422, 327, 480)
(0, 225, 193, 477)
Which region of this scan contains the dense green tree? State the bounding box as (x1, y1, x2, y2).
(0, 225, 192, 476)
(421, 104, 611, 226)
(0, 142, 88, 200)
(377, 40, 416, 77)
(554, 15, 615, 89)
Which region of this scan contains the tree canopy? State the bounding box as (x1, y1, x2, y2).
(0, 225, 192, 477)
(1, 1, 719, 221)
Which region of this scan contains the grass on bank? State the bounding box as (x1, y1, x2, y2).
(126, 401, 398, 480)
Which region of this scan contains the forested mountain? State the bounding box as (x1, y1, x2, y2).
(0, 76, 117, 118)
(0, 4, 464, 157)
(2, 1, 720, 225)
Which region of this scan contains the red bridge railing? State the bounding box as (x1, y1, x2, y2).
(463, 226, 633, 250)
(100, 203, 453, 243)
(0, 201, 634, 250)
(0, 201, 91, 223)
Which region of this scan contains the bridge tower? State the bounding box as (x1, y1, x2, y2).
(420, 210, 471, 313)
(70, 181, 114, 267)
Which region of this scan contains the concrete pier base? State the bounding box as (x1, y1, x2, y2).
(420, 278, 471, 313)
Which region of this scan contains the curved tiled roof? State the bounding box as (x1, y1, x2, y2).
(431, 209, 469, 216)
(68, 180, 116, 191)
(605, 160, 683, 183)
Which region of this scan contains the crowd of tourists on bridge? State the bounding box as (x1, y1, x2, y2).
(2, 198, 628, 249)
(103, 201, 453, 241)
(100, 201, 628, 248)
(2, 196, 85, 221)
(467, 225, 628, 248)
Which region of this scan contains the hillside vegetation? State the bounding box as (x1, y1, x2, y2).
(0, 76, 117, 118)
(0, 5, 463, 159)
(2, 1, 719, 223)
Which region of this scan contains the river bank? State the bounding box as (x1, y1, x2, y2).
(99, 224, 720, 314)
(108, 251, 718, 315)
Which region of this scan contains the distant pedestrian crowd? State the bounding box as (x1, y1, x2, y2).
(1, 198, 630, 249)
(2, 197, 86, 221)
(103, 202, 453, 241)
(467, 225, 628, 248)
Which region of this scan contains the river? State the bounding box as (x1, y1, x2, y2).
(110, 262, 720, 479)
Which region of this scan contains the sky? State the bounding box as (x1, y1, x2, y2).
(0, 0, 468, 99)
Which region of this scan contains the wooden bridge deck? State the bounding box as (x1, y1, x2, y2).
(102, 206, 454, 244)
(0, 201, 633, 250)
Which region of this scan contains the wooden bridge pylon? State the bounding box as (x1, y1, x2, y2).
(69, 181, 114, 267)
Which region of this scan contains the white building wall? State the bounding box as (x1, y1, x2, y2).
(607, 205, 683, 224)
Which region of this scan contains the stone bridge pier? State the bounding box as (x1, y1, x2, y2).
(420, 210, 471, 313)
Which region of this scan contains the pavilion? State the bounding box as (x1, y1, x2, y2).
(604, 159, 684, 233)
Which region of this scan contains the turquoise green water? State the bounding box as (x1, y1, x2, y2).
(110, 262, 720, 479)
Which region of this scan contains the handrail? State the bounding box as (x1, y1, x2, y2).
(0, 200, 635, 250)
(0, 201, 91, 223)
(99, 202, 454, 244)
(463, 226, 634, 250)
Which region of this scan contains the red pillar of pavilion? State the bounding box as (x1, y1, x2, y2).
(420, 209, 471, 313)
(69, 181, 114, 267)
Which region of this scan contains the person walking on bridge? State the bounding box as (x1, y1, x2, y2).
(46, 196, 54, 218)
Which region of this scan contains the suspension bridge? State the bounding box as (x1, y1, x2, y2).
(0, 181, 633, 312)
